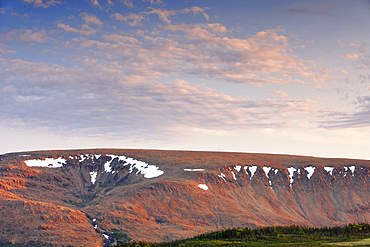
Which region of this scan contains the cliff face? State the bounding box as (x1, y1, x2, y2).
(0, 149, 369, 246)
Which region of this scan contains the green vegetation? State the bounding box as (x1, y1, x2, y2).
(117, 223, 370, 247)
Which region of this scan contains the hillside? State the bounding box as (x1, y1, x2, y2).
(0, 149, 369, 246)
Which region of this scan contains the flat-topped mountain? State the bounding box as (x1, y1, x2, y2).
(0, 149, 369, 246)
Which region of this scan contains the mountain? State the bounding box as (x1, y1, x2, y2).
(0, 149, 369, 246)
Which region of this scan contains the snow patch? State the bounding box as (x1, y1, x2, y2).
(349, 165, 355, 176)
(218, 173, 226, 181)
(102, 234, 109, 239)
(24, 157, 66, 168)
(107, 155, 164, 178)
(304, 166, 315, 179)
(104, 160, 112, 173)
(184, 169, 205, 171)
(248, 166, 258, 180)
(79, 155, 87, 162)
(19, 154, 31, 157)
(324, 166, 334, 176)
(90, 171, 98, 184)
(231, 171, 237, 180)
(263, 166, 271, 178)
(198, 184, 208, 191)
(287, 167, 297, 187)
(235, 165, 241, 172)
(274, 169, 279, 175)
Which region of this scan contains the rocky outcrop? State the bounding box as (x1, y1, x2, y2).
(0, 149, 369, 245)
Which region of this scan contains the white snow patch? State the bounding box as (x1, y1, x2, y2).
(344, 166, 348, 177)
(274, 169, 279, 175)
(287, 167, 297, 187)
(184, 169, 205, 171)
(218, 173, 226, 181)
(94, 154, 101, 159)
(304, 166, 315, 179)
(107, 155, 164, 178)
(268, 180, 274, 191)
(349, 166, 355, 176)
(19, 154, 31, 157)
(94, 225, 97, 230)
(263, 166, 271, 178)
(235, 165, 241, 172)
(102, 234, 109, 239)
(198, 184, 208, 191)
(104, 159, 112, 173)
(231, 171, 237, 180)
(79, 155, 87, 162)
(248, 166, 258, 180)
(24, 157, 66, 168)
(324, 166, 334, 176)
(90, 171, 98, 184)
(93, 218, 96, 222)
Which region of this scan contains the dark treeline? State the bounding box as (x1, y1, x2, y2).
(117, 223, 370, 247)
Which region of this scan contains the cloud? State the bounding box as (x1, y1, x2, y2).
(2, 29, 50, 43)
(320, 99, 370, 129)
(88, 0, 101, 7)
(0, 57, 324, 140)
(270, 90, 289, 98)
(111, 12, 146, 26)
(283, 2, 336, 17)
(181, 6, 210, 21)
(158, 26, 328, 86)
(57, 23, 98, 36)
(70, 24, 331, 87)
(142, 0, 162, 4)
(22, 0, 62, 8)
(123, 0, 134, 8)
(0, 44, 15, 54)
(11, 12, 29, 17)
(343, 53, 363, 61)
(80, 13, 103, 27)
(144, 6, 209, 24)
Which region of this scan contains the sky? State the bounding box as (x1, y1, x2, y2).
(1, 0, 370, 159)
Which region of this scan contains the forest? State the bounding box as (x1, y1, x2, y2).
(117, 223, 370, 247)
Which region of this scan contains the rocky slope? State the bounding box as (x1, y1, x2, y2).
(0, 149, 369, 246)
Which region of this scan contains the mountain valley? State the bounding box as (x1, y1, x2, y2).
(0, 149, 369, 246)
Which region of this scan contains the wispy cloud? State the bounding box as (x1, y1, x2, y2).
(0, 57, 324, 139)
(88, 0, 101, 7)
(142, 0, 163, 4)
(57, 23, 98, 35)
(2, 29, 51, 43)
(283, 2, 336, 17)
(144, 6, 209, 24)
(123, 0, 134, 8)
(80, 13, 103, 28)
(22, 0, 62, 8)
(111, 12, 146, 26)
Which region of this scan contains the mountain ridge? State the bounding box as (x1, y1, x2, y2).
(0, 149, 369, 246)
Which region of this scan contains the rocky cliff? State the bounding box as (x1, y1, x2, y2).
(0, 149, 369, 246)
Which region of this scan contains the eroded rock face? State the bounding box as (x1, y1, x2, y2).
(0, 149, 369, 245)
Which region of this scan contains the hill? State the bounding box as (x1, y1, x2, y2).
(0, 149, 369, 246)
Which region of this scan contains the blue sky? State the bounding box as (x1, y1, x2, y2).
(1, 0, 370, 159)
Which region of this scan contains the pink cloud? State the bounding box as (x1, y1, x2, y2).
(111, 12, 146, 26)
(80, 13, 103, 28)
(22, 0, 61, 8)
(57, 23, 98, 36)
(3, 29, 51, 43)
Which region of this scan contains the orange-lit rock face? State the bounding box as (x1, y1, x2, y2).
(0, 149, 369, 245)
